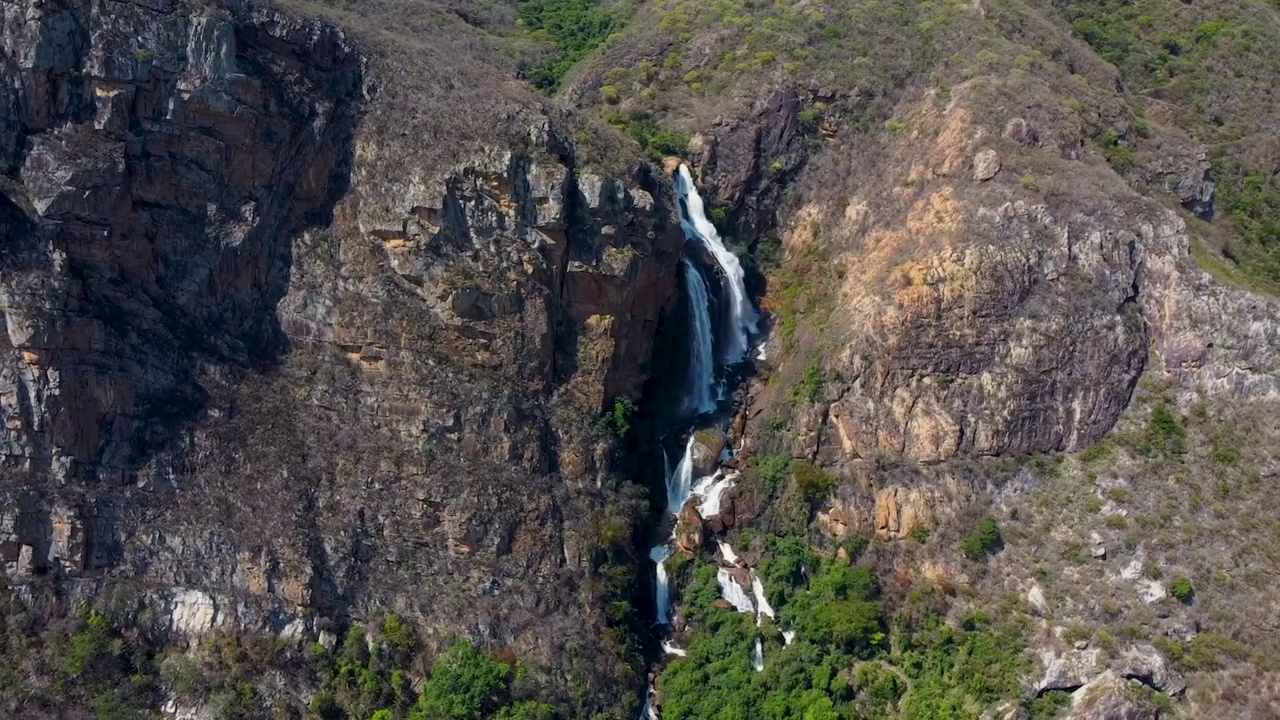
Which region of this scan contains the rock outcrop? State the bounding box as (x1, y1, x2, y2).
(1069, 671, 1160, 720)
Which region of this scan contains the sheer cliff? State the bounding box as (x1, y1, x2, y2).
(1, 1, 683, 716)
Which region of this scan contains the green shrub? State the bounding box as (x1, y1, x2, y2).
(752, 452, 792, 492)
(908, 525, 930, 544)
(1095, 130, 1135, 173)
(495, 701, 558, 719)
(793, 461, 836, 503)
(606, 397, 633, 437)
(646, 129, 690, 158)
(960, 516, 1003, 561)
(413, 641, 511, 720)
(792, 360, 825, 404)
(1170, 576, 1194, 604)
(1141, 403, 1186, 456)
(381, 612, 415, 653)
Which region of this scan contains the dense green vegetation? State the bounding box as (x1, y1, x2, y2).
(657, 536, 1033, 719)
(517, 0, 622, 91)
(599, 111, 691, 160)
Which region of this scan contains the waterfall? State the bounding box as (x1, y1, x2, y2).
(662, 640, 688, 657)
(665, 435, 697, 516)
(641, 689, 659, 720)
(650, 543, 673, 626)
(693, 472, 735, 519)
(673, 164, 759, 363)
(682, 259, 716, 415)
(752, 575, 776, 625)
(752, 637, 764, 672)
(716, 568, 756, 614)
(716, 540, 740, 565)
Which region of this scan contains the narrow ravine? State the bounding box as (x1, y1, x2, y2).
(641, 164, 786, 719)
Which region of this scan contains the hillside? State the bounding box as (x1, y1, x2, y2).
(0, 0, 1277, 718)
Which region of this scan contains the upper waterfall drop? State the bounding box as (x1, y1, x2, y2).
(682, 258, 717, 415)
(673, 164, 759, 363)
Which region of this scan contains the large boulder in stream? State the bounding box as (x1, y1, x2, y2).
(690, 428, 727, 478)
(675, 504, 706, 554)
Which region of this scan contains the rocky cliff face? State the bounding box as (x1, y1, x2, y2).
(738, 81, 1279, 468)
(0, 1, 681, 713)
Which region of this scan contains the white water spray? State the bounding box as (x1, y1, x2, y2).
(673, 164, 759, 363)
(716, 539, 740, 566)
(752, 637, 765, 672)
(695, 473, 735, 518)
(649, 543, 673, 626)
(716, 568, 756, 614)
(682, 259, 716, 415)
(665, 435, 696, 516)
(752, 575, 776, 625)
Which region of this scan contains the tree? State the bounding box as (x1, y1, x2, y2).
(412, 642, 511, 720)
(960, 517, 1003, 561)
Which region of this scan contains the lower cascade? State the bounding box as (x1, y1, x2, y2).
(642, 164, 784, 719)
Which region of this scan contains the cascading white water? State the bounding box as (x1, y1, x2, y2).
(682, 259, 716, 415)
(665, 435, 696, 516)
(716, 539, 740, 565)
(644, 165, 769, 720)
(716, 568, 756, 614)
(695, 473, 735, 518)
(673, 164, 759, 363)
(641, 691, 659, 720)
(752, 575, 776, 625)
(650, 543, 673, 626)
(752, 637, 764, 672)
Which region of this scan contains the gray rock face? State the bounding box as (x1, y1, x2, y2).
(1069, 671, 1160, 720)
(1038, 647, 1108, 693)
(686, 89, 807, 249)
(0, 1, 683, 714)
(1117, 644, 1186, 696)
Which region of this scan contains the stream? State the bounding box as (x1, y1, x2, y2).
(641, 164, 785, 719)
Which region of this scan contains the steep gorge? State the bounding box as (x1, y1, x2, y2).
(1, 0, 1279, 716)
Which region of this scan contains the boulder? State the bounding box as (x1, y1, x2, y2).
(1003, 118, 1040, 146)
(1116, 644, 1185, 696)
(973, 148, 1001, 180)
(674, 504, 705, 555)
(690, 428, 727, 477)
(704, 497, 738, 535)
(1069, 671, 1159, 720)
(1159, 617, 1198, 643)
(1037, 647, 1107, 693)
(1028, 584, 1049, 616)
